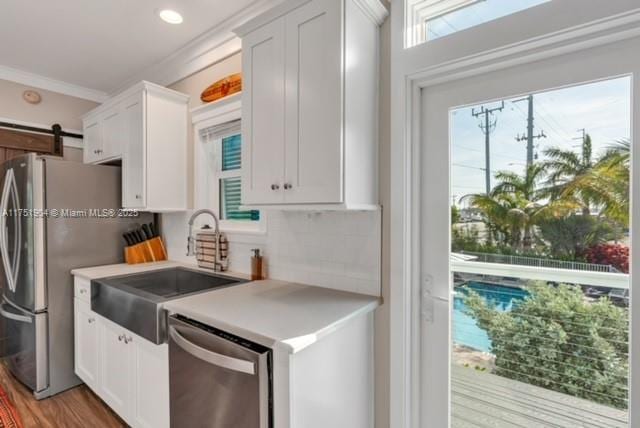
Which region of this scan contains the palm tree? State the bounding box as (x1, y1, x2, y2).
(465, 164, 552, 251)
(543, 134, 595, 216)
(573, 139, 630, 226)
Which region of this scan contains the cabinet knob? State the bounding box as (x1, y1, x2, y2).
(80, 289, 87, 294)
(118, 334, 124, 342)
(88, 318, 95, 324)
(284, 183, 292, 190)
(271, 184, 280, 191)
(135, 194, 141, 200)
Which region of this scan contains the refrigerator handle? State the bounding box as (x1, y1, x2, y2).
(0, 168, 20, 294)
(0, 169, 14, 292)
(0, 298, 32, 324)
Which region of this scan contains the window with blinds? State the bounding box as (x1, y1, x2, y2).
(198, 121, 260, 224)
(405, 0, 550, 47)
(219, 134, 259, 222)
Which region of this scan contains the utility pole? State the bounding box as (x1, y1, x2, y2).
(573, 128, 587, 145)
(472, 101, 504, 194)
(514, 95, 547, 167)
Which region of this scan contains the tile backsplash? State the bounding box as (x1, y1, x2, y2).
(161, 210, 381, 296)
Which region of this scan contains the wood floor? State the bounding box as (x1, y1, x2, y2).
(0, 363, 125, 428)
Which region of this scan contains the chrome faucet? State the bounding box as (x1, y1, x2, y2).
(187, 209, 221, 270)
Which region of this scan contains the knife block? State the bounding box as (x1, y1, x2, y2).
(125, 237, 168, 264)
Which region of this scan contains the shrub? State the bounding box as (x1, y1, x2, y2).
(464, 282, 629, 409)
(584, 243, 629, 273)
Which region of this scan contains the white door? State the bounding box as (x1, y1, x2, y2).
(99, 319, 132, 419)
(101, 106, 124, 160)
(131, 338, 169, 428)
(283, 0, 342, 204)
(420, 37, 639, 426)
(83, 119, 101, 164)
(242, 17, 286, 205)
(74, 299, 99, 390)
(122, 93, 146, 208)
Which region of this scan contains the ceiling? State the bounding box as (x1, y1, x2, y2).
(0, 0, 256, 95)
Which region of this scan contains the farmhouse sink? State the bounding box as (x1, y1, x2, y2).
(91, 267, 245, 344)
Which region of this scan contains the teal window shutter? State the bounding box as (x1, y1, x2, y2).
(222, 134, 242, 171)
(219, 134, 259, 221)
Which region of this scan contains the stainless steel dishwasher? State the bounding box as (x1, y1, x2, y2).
(168, 315, 273, 428)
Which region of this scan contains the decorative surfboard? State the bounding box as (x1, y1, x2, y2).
(200, 73, 242, 103)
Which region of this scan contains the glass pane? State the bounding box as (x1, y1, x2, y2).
(450, 77, 631, 426)
(222, 134, 242, 171)
(220, 177, 260, 221)
(406, 0, 550, 47)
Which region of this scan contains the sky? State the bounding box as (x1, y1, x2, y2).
(427, 0, 551, 40)
(450, 77, 632, 207)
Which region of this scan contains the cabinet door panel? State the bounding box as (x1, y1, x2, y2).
(101, 107, 124, 159)
(99, 320, 131, 419)
(284, 0, 343, 203)
(132, 338, 169, 428)
(82, 119, 101, 164)
(74, 299, 99, 390)
(122, 94, 146, 208)
(242, 17, 286, 205)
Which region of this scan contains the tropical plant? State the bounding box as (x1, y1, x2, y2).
(552, 139, 630, 226)
(543, 134, 596, 216)
(464, 164, 558, 251)
(584, 243, 629, 273)
(464, 282, 629, 409)
(537, 214, 620, 260)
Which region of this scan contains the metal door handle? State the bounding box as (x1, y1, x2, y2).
(0, 168, 20, 293)
(283, 183, 292, 190)
(0, 301, 31, 324)
(169, 327, 255, 375)
(271, 184, 280, 191)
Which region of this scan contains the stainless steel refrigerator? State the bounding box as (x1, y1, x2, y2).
(0, 153, 151, 398)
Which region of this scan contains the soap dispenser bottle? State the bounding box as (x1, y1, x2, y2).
(251, 248, 263, 280)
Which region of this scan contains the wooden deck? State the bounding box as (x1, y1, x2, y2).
(452, 366, 628, 428)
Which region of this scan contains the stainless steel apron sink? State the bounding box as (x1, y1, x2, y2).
(90, 267, 245, 344)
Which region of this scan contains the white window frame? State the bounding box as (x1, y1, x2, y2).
(390, 1, 640, 427)
(192, 93, 266, 235)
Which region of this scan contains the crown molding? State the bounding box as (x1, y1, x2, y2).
(0, 65, 108, 103)
(114, 0, 283, 93)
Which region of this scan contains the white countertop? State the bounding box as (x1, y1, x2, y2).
(165, 279, 380, 353)
(71, 262, 380, 354)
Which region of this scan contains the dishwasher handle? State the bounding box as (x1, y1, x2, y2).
(169, 326, 256, 375)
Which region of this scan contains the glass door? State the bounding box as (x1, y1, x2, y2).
(420, 37, 639, 427)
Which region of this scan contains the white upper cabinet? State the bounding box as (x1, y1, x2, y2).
(242, 17, 287, 205)
(82, 81, 188, 212)
(235, 0, 388, 210)
(83, 118, 102, 164)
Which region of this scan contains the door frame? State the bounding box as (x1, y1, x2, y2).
(389, 2, 640, 427)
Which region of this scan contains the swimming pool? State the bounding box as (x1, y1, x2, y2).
(453, 282, 528, 353)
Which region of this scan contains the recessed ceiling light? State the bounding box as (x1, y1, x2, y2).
(158, 9, 183, 24)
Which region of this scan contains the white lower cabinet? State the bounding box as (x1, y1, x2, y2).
(74, 299, 99, 390)
(74, 293, 169, 428)
(131, 334, 170, 428)
(98, 318, 132, 419)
